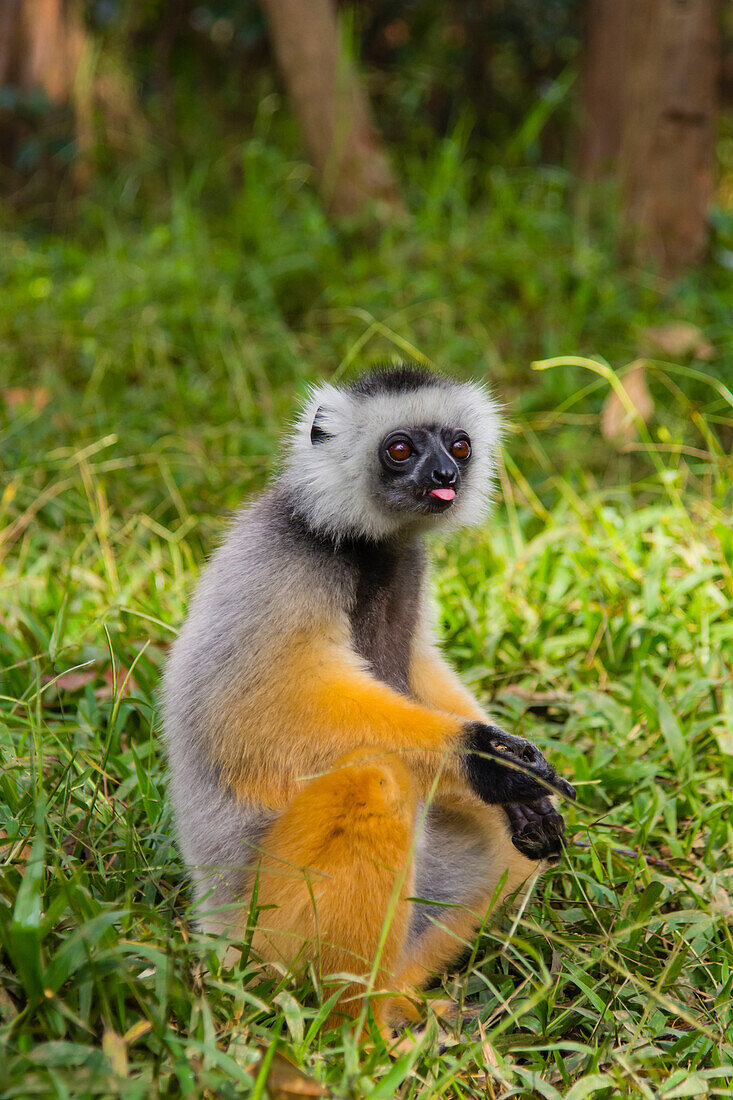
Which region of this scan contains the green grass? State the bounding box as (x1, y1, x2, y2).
(1, 137, 732, 1097)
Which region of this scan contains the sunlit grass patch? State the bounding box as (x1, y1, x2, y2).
(1, 379, 731, 1094)
(1, 149, 732, 1092)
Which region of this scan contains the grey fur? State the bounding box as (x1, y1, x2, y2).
(162, 367, 506, 937)
(410, 804, 496, 941)
(163, 491, 345, 929)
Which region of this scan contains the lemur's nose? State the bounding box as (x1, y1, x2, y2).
(431, 465, 457, 487)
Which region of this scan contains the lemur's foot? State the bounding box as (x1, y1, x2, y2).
(503, 797, 567, 862)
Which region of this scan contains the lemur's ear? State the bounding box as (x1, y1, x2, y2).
(310, 407, 333, 444)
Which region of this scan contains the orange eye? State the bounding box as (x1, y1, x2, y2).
(452, 438, 471, 460)
(387, 440, 412, 462)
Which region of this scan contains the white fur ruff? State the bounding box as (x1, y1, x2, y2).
(280, 376, 503, 541)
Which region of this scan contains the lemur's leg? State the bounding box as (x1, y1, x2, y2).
(248, 747, 418, 1026)
(393, 802, 539, 999)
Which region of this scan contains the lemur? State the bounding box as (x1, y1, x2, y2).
(162, 364, 575, 1026)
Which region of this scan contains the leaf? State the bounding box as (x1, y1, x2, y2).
(564, 1074, 618, 1100)
(0, 985, 18, 1022)
(475, 1017, 500, 1098)
(8, 813, 46, 1000)
(2, 386, 51, 410)
(45, 911, 124, 992)
(656, 691, 688, 769)
(251, 1046, 330, 1099)
(368, 1049, 422, 1100)
(45, 669, 96, 693)
(12, 825, 44, 931)
(714, 682, 733, 755)
(123, 1019, 153, 1044)
(660, 1069, 709, 1097)
(273, 989, 305, 1045)
(641, 322, 714, 361)
(102, 1030, 128, 1078)
(601, 362, 654, 445)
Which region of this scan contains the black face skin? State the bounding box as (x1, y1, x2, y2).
(378, 425, 472, 516)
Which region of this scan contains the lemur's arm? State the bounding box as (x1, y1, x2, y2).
(410, 640, 575, 857)
(209, 628, 466, 806)
(409, 641, 487, 722)
(206, 626, 573, 810)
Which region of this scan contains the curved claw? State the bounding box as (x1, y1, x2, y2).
(554, 776, 577, 802)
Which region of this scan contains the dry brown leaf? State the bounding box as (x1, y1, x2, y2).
(253, 1048, 331, 1098)
(641, 322, 714, 360)
(476, 1018, 499, 1099)
(601, 362, 654, 445)
(94, 664, 139, 699)
(476, 1018, 499, 1069)
(122, 1019, 153, 1044)
(44, 669, 97, 693)
(2, 387, 51, 410)
(45, 664, 140, 699)
(0, 827, 32, 864)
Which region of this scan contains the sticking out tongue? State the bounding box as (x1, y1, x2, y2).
(430, 487, 456, 501)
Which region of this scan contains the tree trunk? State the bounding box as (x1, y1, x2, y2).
(578, 0, 632, 176)
(0, 0, 86, 102)
(260, 0, 403, 218)
(620, 0, 719, 274)
(0, 0, 91, 189)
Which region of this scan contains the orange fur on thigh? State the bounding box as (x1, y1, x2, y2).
(248, 748, 418, 1024)
(248, 766, 538, 1026)
(221, 626, 541, 1025)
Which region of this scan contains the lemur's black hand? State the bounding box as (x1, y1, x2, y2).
(461, 722, 576, 806)
(503, 797, 568, 862)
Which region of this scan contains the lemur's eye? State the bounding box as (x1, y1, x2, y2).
(452, 438, 471, 461)
(387, 440, 412, 462)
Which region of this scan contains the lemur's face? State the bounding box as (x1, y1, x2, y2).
(377, 425, 472, 517)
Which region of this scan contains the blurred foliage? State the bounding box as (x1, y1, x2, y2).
(359, 0, 579, 160)
(0, 102, 731, 486)
(2, 1, 731, 241)
(2, 0, 585, 209)
(93, 0, 581, 152)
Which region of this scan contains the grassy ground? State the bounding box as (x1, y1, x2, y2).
(1, 143, 732, 1097)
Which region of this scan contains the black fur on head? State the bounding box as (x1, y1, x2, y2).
(347, 362, 449, 399)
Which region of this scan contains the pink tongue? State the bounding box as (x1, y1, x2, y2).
(430, 487, 456, 501)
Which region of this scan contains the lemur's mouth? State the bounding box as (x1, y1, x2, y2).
(429, 488, 456, 502)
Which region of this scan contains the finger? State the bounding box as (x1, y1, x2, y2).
(525, 763, 576, 801)
(552, 776, 577, 801)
